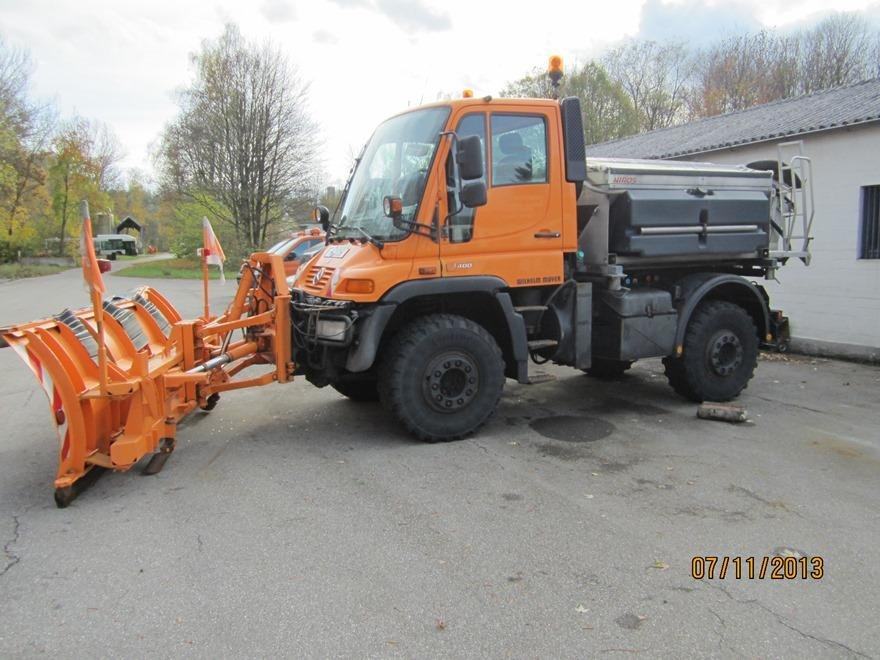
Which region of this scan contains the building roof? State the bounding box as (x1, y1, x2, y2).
(116, 216, 142, 233)
(585, 78, 880, 159)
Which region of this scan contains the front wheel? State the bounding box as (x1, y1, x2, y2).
(663, 300, 758, 402)
(378, 314, 505, 442)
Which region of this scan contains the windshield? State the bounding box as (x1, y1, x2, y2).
(336, 106, 450, 241)
(267, 238, 292, 254)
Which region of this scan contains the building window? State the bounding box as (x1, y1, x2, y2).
(861, 185, 880, 259)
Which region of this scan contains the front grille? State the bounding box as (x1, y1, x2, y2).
(302, 265, 335, 294)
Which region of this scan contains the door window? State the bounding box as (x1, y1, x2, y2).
(491, 114, 547, 186)
(446, 113, 486, 243)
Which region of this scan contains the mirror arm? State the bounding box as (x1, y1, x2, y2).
(394, 217, 437, 241)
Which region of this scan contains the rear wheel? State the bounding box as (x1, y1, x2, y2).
(378, 314, 505, 442)
(663, 300, 758, 402)
(331, 379, 379, 402)
(583, 358, 633, 378)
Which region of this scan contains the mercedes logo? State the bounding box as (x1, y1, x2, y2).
(311, 267, 325, 286)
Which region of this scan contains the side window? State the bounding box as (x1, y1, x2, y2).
(491, 114, 547, 186)
(446, 113, 486, 243)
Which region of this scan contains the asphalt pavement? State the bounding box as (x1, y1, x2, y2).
(0, 263, 878, 657)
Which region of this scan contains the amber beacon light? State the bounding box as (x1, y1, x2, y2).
(548, 55, 564, 83)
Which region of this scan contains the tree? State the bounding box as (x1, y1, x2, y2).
(603, 40, 691, 131)
(158, 24, 319, 250)
(500, 61, 639, 145)
(0, 37, 55, 255)
(48, 118, 121, 255)
(800, 13, 876, 93)
(690, 31, 795, 117)
(690, 13, 879, 118)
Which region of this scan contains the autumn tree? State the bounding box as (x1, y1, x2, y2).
(603, 40, 692, 131)
(48, 118, 121, 255)
(691, 13, 879, 117)
(158, 24, 319, 251)
(501, 61, 639, 145)
(689, 31, 795, 116)
(0, 37, 55, 255)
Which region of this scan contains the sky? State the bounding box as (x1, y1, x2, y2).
(1, 0, 879, 187)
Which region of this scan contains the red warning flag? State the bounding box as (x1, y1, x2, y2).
(79, 201, 105, 295)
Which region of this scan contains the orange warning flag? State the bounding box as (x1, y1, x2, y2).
(202, 217, 227, 283)
(79, 200, 105, 295)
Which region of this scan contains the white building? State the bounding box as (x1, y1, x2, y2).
(587, 79, 880, 360)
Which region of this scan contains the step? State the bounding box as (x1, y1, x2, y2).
(527, 339, 558, 351)
(514, 305, 548, 313)
(526, 371, 557, 385)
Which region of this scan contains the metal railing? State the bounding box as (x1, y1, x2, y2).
(770, 141, 815, 265)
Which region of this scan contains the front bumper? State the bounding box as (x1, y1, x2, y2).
(291, 290, 394, 383)
(291, 291, 357, 345)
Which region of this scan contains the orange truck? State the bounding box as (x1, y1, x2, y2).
(289, 94, 811, 441)
(266, 228, 325, 280)
(1, 61, 813, 505)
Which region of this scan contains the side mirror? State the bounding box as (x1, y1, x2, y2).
(312, 205, 331, 232)
(456, 135, 484, 180)
(383, 195, 405, 228)
(460, 181, 487, 208)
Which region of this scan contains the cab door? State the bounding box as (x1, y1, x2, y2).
(439, 105, 564, 288)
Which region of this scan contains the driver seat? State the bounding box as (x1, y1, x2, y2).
(495, 132, 532, 184)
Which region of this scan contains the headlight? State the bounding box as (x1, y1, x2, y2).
(315, 318, 348, 341)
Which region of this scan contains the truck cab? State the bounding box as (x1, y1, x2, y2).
(290, 95, 803, 441)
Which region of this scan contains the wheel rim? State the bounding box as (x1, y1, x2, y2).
(422, 351, 479, 413)
(707, 330, 743, 377)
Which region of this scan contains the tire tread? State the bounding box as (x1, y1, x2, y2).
(378, 313, 504, 442)
(664, 300, 758, 402)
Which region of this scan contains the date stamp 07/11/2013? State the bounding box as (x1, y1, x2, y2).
(691, 555, 824, 580)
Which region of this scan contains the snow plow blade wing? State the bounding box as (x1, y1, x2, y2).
(1, 252, 293, 507)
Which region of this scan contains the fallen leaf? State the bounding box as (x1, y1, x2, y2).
(575, 604, 589, 613)
(651, 560, 670, 570)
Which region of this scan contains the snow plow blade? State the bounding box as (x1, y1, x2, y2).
(0, 252, 293, 507)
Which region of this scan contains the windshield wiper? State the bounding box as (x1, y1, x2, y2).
(332, 222, 384, 249)
(353, 226, 384, 249)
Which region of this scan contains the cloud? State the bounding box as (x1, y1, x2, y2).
(328, 0, 451, 32)
(313, 28, 338, 44)
(260, 0, 296, 22)
(635, 0, 761, 46)
(375, 0, 451, 31)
